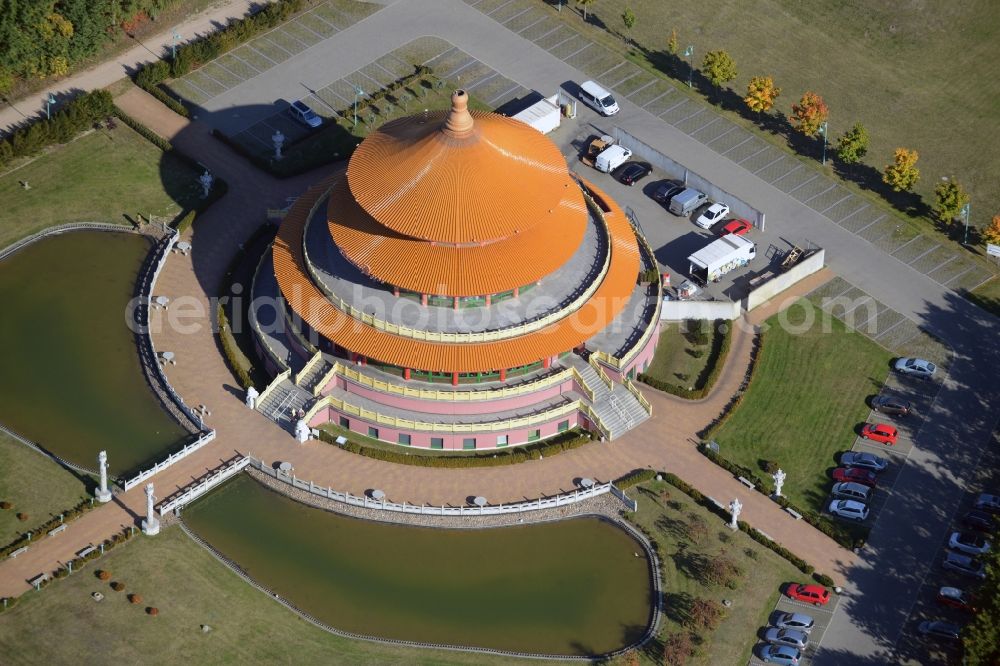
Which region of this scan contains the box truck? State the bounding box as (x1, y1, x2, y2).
(687, 234, 756, 284)
(511, 94, 562, 134)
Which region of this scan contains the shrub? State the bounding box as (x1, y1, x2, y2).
(175, 211, 197, 234)
(111, 582, 125, 592)
(16, 513, 27, 522)
(813, 572, 836, 588)
(146, 606, 159, 616)
(613, 469, 657, 488)
(128, 593, 142, 604)
(662, 632, 695, 666)
(217, 303, 253, 389)
(762, 460, 779, 474)
(687, 597, 725, 631)
(705, 554, 744, 589)
(96, 570, 111, 581)
(0, 501, 11, 510)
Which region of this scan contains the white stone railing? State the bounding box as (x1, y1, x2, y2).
(121, 430, 216, 492)
(158, 456, 249, 515)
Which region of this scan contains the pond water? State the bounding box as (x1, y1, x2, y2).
(184, 475, 653, 656)
(0, 231, 187, 474)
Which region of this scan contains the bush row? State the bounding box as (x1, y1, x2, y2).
(698, 333, 764, 440)
(316, 428, 595, 468)
(638, 319, 733, 400)
(111, 106, 171, 151)
(217, 303, 253, 390)
(0, 497, 97, 559)
(50, 526, 139, 581)
(0, 90, 113, 170)
(613, 469, 658, 489)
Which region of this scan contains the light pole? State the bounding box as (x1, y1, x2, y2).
(45, 94, 56, 120)
(353, 85, 364, 127)
(683, 45, 694, 88)
(961, 202, 971, 245)
(817, 121, 828, 165)
(171, 30, 180, 60)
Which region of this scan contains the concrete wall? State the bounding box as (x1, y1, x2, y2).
(746, 249, 826, 311)
(613, 127, 763, 227)
(661, 299, 741, 321)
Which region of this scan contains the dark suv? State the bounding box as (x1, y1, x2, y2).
(871, 395, 911, 416)
(652, 180, 684, 206)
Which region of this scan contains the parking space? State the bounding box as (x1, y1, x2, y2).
(748, 589, 841, 666)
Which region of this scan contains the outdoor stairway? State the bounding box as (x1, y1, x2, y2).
(256, 379, 313, 430)
(569, 357, 650, 440)
(295, 358, 334, 395)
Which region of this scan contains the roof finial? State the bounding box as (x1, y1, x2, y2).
(443, 89, 474, 137)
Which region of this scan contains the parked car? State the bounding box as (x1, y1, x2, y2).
(831, 481, 872, 502)
(917, 620, 962, 641)
(962, 509, 997, 533)
(652, 181, 684, 206)
(763, 627, 809, 649)
(942, 551, 987, 579)
(871, 395, 911, 416)
(829, 499, 869, 522)
(832, 467, 878, 487)
(786, 583, 830, 606)
(894, 357, 936, 379)
(840, 451, 888, 473)
(288, 100, 322, 128)
(936, 586, 978, 613)
(948, 531, 991, 556)
(758, 644, 801, 665)
(720, 218, 753, 236)
(617, 162, 652, 186)
(774, 612, 815, 633)
(861, 423, 898, 446)
(974, 493, 1000, 514)
(695, 201, 729, 229)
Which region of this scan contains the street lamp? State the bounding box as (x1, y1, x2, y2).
(961, 202, 971, 245)
(171, 30, 180, 60)
(45, 94, 56, 120)
(353, 85, 364, 127)
(683, 45, 694, 88)
(818, 121, 828, 166)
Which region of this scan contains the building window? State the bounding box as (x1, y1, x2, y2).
(463, 438, 476, 450)
(430, 437, 444, 450)
(496, 435, 508, 447)
(558, 420, 570, 432)
(339, 416, 349, 428)
(398, 433, 411, 446)
(368, 426, 379, 439)
(528, 429, 541, 442)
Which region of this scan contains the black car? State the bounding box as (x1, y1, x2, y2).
(963, 509, 997, 533)
(652, 180, 684, 205)
(871, 395, 911, 416)
(617, 162, 652, 186)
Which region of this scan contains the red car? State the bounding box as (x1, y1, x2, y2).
(720, 218, 753, 236)
(936, 586, 978, 613)
(786, 583, 830, 606)
(832, 467, 878, 487)
(861, 423, 898, 446)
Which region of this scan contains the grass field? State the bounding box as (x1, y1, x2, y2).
(0, 123, 201, 249)
(968, 276, 1000, 319)
(627, 480, 802, 665)
(559, 0, 1000, 235)
(0, 433, 89, 545)
(643, 322, 716, 391)
(711, 299, 893, 512)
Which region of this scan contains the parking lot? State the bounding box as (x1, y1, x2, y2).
(748, 586, 842, 666)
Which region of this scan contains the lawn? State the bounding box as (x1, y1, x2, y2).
(0, 433, 89, 546)
(642, 321, 724, 394)
(967, 275, 1000, 319)
(626, 479, 803, 665)
(0, 527, 533, 665)
(711, 299, 893, 512)
(0, 123, 201, 249)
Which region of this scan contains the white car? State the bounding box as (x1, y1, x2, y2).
(948, 531, 991, 555)
(695, 202, 729, 229)
(829, 499, 869, 522)
(894, 357, 936, 379)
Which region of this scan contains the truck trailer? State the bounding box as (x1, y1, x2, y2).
(687, 234, 756, 284)
(511, 94, 562, 134)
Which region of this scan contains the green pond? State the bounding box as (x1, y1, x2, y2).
(184, 475, 653, 656)
(0, 231, 187, 474)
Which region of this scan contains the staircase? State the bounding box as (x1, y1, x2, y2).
(569, 357, 651, 440)
(296, 358, 334, 395)
(256, 379, 313, 430)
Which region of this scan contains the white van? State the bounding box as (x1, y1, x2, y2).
(579, 80, 619, 116)
(595, 145, 632, 173)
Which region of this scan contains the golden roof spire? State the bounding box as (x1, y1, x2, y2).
(443, 89, 474, 137)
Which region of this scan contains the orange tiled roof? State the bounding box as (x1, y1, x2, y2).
(274, 175, 641, 374)
(346, 92, 571, 245)
(327, 177, 587, 297)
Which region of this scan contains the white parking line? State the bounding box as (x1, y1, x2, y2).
(690, 116, 722, 137)
(597, 60, 628, 80)
(641, 88, 673, 109)
(720, 135, 754, 156)
(752, 152, 787, 174)
(501, 6, 533, 25)
(818, 193, 852, 214)
(563, 41, 593, 61)
(770, 163, 803, 185)
(785, 173, 820, 195)
(659, 97, 688, 117)
(706, 124, 738, 145)
(835, 202, 869, 225)
(854, 213, 887, 235)
(802, 183, 838, 205)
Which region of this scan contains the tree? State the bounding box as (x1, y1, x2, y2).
(576, 0, 597, 21)
(982, 215, 1000, 247)
(667, 28, 679, 56)
(686, 598, 725, 630)
(835, 122, 869, 165)
(933, 178, 970, 223)
(621, 6, 636, 44)
(744, 75, 780, 114)
(702, 50, 737, 90)
(662, 632, 695, 666)
(962, 546, 1000, 665)
(790, 91, 829, 136)
(883, 148, 920, 192)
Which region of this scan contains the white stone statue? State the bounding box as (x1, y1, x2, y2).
(198, 170, 214, 199)
(294, 418, 310, 443)
(141, 483, 160, 536)
(95, 450, 112, 503)
(729, 497, 742, 530)
(772, 468, 786, 498)
(245, 386, 259, 410)
(272, 130, 285, 160)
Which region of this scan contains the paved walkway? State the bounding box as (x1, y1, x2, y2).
(0, 0, 258, 134)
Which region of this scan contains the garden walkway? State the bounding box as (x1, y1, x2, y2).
(0, 89, 854, 596)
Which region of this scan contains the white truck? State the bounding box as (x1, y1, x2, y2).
(595, 145, 632, 173)
(511, 94, 562, 134)
(687, 234, 756, 284)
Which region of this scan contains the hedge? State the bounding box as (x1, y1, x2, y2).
(613, 469, 658, 489)
(638, 319, 733, 400)
(0, 498, 97, 559)
(317, 428, 596, 468)
(217, 303, 254, 390)
(111, 106, 172, 152)
(0, 90, 114, 170)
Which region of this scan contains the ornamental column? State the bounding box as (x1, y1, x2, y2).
(95, 451, 112, 503)
(141, 483, 160, 536)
